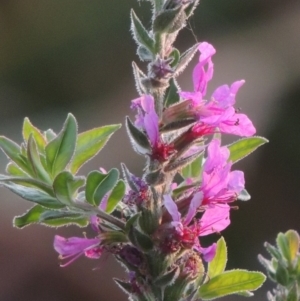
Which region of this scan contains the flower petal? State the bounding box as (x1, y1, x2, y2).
(163, 194, 181, 222)
(199, 204, 231, 236)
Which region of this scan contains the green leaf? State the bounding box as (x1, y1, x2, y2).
(27, 135, 51, 183)
(228, 136, 268, 164)
(22, 117, 46, 153)
(3, 182, 64, 209)
(238, 189, 251, 201)
(198, 270, 266, 300)
(85, 171, 107, 205)
(44, 129, 56, 142)
(106, 180, 126, 213)
(130, 9, 155, 54)
(14, 205, 46, 228)
(153, 6, 183, 33)
(0, 136, 31, 174)
(6, 162, 29, 177)
(85, 169, 119, 206)
(0, 175, 53, 195)
(207, 237, 227, 279)
(14, 205, 88, 228)
(126, 116, 151, 155)
(181, 151, 203, 178)
(53, 171, 85, 206)
(284, 230, 300, 262)
(164, 78, 180, 107)
(70, 124, 121, 174)
(45, 113, 77, 177)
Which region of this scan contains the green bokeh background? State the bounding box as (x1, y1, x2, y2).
(0, 1, 299, 300)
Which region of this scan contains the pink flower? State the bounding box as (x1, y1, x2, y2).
(163, 192, 230, 261)
(54, 235, 102, 267)
(131, 94, 175, 161)
(200, 139, 245, 206)
(179, 42, 255, 137)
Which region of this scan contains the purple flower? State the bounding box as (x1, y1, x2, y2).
(163, 192, 230, 261)
(200, 139, 245, 206)
(178, 42, 255, 137)
(54, 235, 102, 267)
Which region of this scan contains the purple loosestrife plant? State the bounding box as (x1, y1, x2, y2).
(0, 0, 270, 300)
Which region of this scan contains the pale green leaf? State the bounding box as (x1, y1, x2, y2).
(228, 136, 268, 163)
(70, 124, 121, 174)
(198, 270, 266, 300)
(207, 237, 227, 279)
(45, 113, 77, 177)
(22, 117, 46, 153)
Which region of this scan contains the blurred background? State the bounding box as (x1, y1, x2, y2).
(0, 0, 299, 300)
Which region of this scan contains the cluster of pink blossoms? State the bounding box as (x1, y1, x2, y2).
(53, 41, 256, 266)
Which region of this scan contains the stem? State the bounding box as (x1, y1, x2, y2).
(94, 208, 126, 230)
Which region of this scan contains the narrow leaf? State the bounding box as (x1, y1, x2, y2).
(45, 113, 77, 177)
(22, 117, 46, 153)
(106, 180, 126, 213)
(207, 237, 227, 279)
(70, 124, 121, 174)
(0, 136, 31, 174)
(6, 162, 29, 177)
(174, 43, 199, 77)
(130, 9, 155, 53)
(3, 182, 64, 209)
(14, 205, 86, 228)
(164, 78, 180, 107)
(27, 135, 51, 183)
(0, 175, 53, 195)
(132, 61, 147, 95)
(228, 136, 268, 164)
(126, 116, 151, 155)
(198, 270, 266, 300)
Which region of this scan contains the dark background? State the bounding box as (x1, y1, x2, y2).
(0, 0, 299, 300)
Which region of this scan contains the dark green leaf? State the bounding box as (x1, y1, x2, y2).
(126, 116, 151, 155)
(174, 43, 199, 77)
(45, 113, 77, 177)
(70, 124, 121, 174)
(164, 78, 180, 107)
(130, 9, 155, 53)
(53, 171, 85, 206)
(228, 136, 268, 164)
(198, 270, 266, 300)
